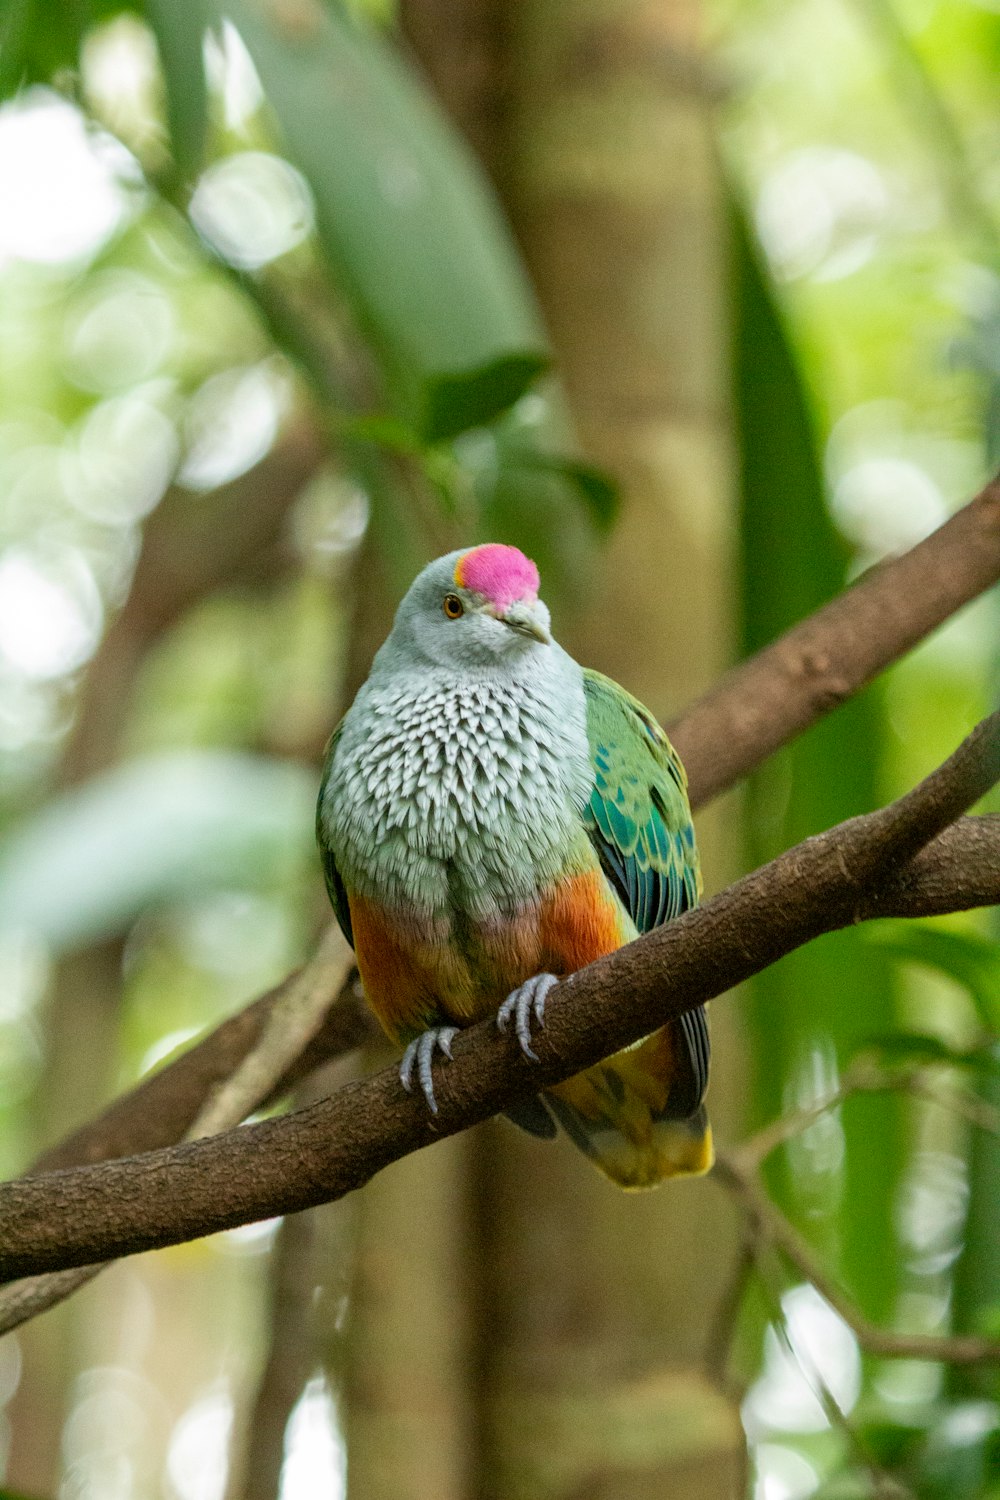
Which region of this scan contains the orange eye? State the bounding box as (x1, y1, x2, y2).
(443, 593, 464, 619)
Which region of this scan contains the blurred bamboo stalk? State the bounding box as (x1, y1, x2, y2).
(227, 1063, 359, 1499)
(4, 940, 123, 1494)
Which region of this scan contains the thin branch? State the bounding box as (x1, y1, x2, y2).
(1, 715, 997, 1285)
(734, 1085, 848, 1170)
(714, 1155, 1000, 1366)
(27, 963, 373, 1179)
(858, 1063, 1000, 1139)
(744, 1236, 916, 1498)
(671, 480, 1000, 808)
(189, 925, 354, 1139)
(0, 930, 357, 1336)
(734, 1053, 1000, 1176)
(705, 1239, 755, 1389)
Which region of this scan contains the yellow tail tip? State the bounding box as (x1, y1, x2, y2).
(595, 1122, 715, 1191)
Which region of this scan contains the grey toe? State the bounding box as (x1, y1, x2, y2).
(497, 973, 558, 1063)
(400, 1026, 458, 1115)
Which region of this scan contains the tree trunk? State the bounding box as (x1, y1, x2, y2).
(404, 0, 747, 1495)
(342, 1096, 475, 1500)
(5, 940, 123, 1494)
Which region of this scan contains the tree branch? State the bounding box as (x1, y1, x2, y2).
(28, 961, 375, 1178)
(670, 479, 1000, 808)
(21, 484, 1000, 1181)
(1, 714, 997, 1285)
(714, 1155, 1000, 1365)
(17, 808, 998, 1189)
(0, 931, 358, 1335)
(4, 484, 999, 1332)
(869, 814, 1000, 917)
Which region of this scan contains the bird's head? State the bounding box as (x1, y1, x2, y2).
(381, 543, 552, 673)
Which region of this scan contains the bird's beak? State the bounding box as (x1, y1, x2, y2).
(495, 600, 551, 645)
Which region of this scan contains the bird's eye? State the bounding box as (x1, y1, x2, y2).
(442, 593, 464, 619)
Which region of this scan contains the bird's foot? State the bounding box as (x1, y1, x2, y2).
(496, 972, 558, 1063)
(399, 1026, 459, 1115)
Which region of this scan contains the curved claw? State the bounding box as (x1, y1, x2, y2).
(496, 972, 558, 1063)
(399, 1026, 458, 1115)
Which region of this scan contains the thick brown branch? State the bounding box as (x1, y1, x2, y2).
(20, 811, 995, 1189)
(1, 716, 997, 1283)
(872, 814, 1000, 917)
(671, 479, 1000, 808)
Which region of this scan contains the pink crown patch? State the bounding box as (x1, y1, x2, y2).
(454, 544, 539, 612)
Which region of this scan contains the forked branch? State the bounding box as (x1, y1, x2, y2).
(0, 712, 997, 1285)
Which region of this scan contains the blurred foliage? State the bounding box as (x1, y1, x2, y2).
(213, 0, 549, 440)
(0, 751, 315, 952)
(733, 187, 904, 1323)
(0, 0, 997, 1496)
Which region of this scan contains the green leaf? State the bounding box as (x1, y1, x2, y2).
(0, 751, 317, 954)
(0, 0, 82, 96)
(145, 0, 208, 181)
(730, 181, 901, 1321)
(915, 1402, 1000, 1500)
(0, 0, 34, 98)
(521, 454, 619, 533)
(0, 0, 141, 98)
(869, 922, 1000, 1030)
(856, 1419, 924, 1469)
(425, 357, 549, 445)
(858, 1031, 975, 1069)
(213, 0, 548, 439)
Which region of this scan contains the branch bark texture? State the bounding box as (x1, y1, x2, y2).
(2, 715, 997, 1284)
(671, 478, 1000, 807)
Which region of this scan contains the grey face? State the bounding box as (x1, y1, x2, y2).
(379, 551, 552, 673)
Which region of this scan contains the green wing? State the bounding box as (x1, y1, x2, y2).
(582, 669, 701, 933)
(582, 669, 708, 1114)
(316, 723, 354, 949)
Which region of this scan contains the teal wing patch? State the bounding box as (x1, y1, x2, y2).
(316, 722, 354, 950)
(582, 669, 708, 1110)
(582, 669, 700, 933)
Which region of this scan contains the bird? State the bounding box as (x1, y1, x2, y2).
(316, 543, 712, 1188)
